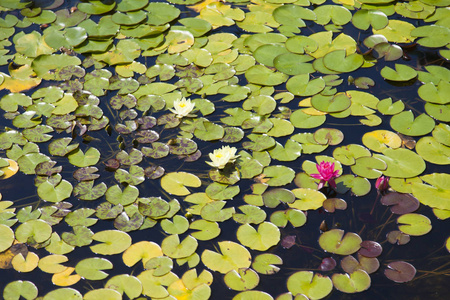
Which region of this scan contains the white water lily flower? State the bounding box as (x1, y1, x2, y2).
(169, 97, 195, 118)
(206, 146, 239, 169)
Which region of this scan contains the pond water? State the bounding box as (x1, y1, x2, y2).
(0, 0, 449, 299)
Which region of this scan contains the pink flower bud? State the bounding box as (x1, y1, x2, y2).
(375, 176, 389, 191)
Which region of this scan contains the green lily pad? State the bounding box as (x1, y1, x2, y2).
(416, 136, 450, 165)
(418, 81, 450, 105)
(243, 95, 276, 116)
(411, 25, 450, 48)
(289, 188, 327, 210)
(252, 253, 282, 275)
(350, 156, 387, 179)
(84, 289, 121, 300)
(1, 93, 32, 112)
(105, 184, 139, 206)
(242, 134, 275, 152)
(145, 256, 173, 276)
(397, 213, 432, 236)
(201, 241, 251, 274)
(189, 220, 221, 241)
(373, 43, 404, 61)
(287, 271, 332, 300)
(37, 180, 73, 203)
(352, 9, 388, 30)
(433, 124, 450, 147)
(425, 103, 450, 122)
(323, 50, 364, 73)
(0, 224, 14, 252)
(224, 268, 259, 291)
(268, 139, 301, 161)
(32, 54, 81, 81)
(233, 291, 274, 300)
(286, 74, 325, 96)
(201, 200, 235, 222)
(3, 281, 38, 300)
(314, 128, 344, 145)
(290, 109, 326, 129)
(261, 188, 295, 208)
(232, 205, 266, 224)
(15, 219, 52, 244)
(161, 215, 189, 235)
(270, 209, 307, 228)
(137, 269, 178, 298)
(111, 10, 147, 25)
(333, 144, 371, 166)
(311, 93, 351, 113)
(78, 0, 116, 15)
(161, 234, 197, 259)
(377, 97, 405, 115)
(380, 64, 417, 81)
(245, 65, 289, 86)
(237, 222, 280, 251)
(332, 270, 371, 293)
(314, 5, 352, 25)
(391, 111, 435, 137)
(262, 165, 295, 187)
(90, 230, 132, 255)
(373, 20, 416, 43)
(161, 172, 201, 196)
(319, 229, 362, 255)
(375, 148, 426, 178)
(253, 44, 289, 68)
(67, 148, 100, 167)
(273, 4, 315, 27)
(43, 288, 82, 300)
(75, 257, 113, 280)
(194, 121, 225, 141)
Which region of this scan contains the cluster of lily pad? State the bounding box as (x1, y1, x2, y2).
(0, 0, 449, 299)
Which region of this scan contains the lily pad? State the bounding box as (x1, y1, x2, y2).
(397, 213, 432, 236)
(75, 257, 112, 280)
(332, 270, 371, 293)
(286, 271, 332, 300)
(3, 281, 38, 300)
(0, 224, 14, 252)
(161, 172, 201, 196)
(201, 241, 251, 274)
(380, 64, 417, 81)
(384, 261, 416, 283)
(90, 230, 132, 255)
(236, 222, 280, 251)
(319, 229, 362, 255)
(375, 148, 426, 178)
(381, 192, 420, 214)
(224, 268, 259, 291)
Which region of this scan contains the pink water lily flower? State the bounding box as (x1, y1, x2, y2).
(311, 161, 340, 190)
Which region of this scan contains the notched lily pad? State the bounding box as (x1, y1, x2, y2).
(384, 261, 416, 283)
(381, 192, 420, 214)
(319, 229, 362, 255)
